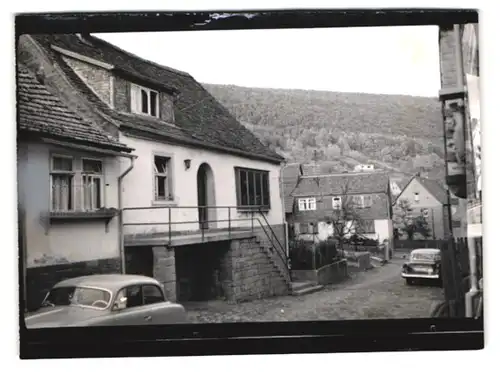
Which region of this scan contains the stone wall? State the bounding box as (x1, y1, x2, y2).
(221, 237, 290, 302)
(152, 246, 177, 302)
(25, 257, 121, 312)
(291, 259, 348, 286)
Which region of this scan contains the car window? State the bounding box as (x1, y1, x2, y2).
(143, 284, 164, 305)
(115, 285, 144, 310)
(43, 286, 111, 309)
(126, 285, 143, 308)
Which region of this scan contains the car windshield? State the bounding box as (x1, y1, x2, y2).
(411, 251, 440, 262)
(42, 286, 112, 309)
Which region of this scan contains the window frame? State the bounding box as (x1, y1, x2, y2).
(81, 157, 104, 211)
(49, 153, 106, 213)
(234, 167, 271, 211)
(353, 194, 373, 209)
(50, 154, 76, 212)
(297, 197, 316, 211)
(131, 83, 160, 118)
(153, 154, 174, 202)
(332, 196, 342, 210)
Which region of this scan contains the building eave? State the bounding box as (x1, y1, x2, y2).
(120, 127, 284, 165)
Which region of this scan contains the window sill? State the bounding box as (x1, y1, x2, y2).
(237, 207, 271, 214)
(151, 200, 178, 207)
(45, 208, 119, 233)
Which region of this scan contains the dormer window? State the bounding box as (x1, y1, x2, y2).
(131, 83, 159, 118)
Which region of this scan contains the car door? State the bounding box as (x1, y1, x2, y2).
(142, 284, 167, 325)
(111, 285, 155, 326)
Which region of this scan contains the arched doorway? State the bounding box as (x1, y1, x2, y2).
(197, 163, 216, 230)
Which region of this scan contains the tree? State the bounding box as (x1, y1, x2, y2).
(319, 181, 370, 253)
(393, 199, 431, 240)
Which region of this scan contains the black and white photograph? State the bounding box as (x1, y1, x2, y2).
(10, 4, 490, 363)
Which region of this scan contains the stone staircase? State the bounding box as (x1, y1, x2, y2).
(291, 280, 324, 296)
(254, 237, 293, 294)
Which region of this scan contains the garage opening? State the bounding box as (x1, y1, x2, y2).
(125, 246, 154, 277)
(175, 241, 230, 302)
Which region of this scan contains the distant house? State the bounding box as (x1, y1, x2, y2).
(18, 33, 290, 307)
(17, 63, 135, 311)
(353, 164, 375, 172)
(285, 167, 393, 245)
(393, 174, 463, 239)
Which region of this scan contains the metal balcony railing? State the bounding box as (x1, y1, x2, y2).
(121, 205, 290, 281)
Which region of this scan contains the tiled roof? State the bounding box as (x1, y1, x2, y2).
(292, 171, 390, 197)
(17, 63, 131, 152)
(417, 176, 448, 204)
(394, 175, 449, 205)
(282, 163, 302, 213)
(30, 34, 283, 164)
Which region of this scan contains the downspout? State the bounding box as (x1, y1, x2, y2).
(118, 155, 137, 274)
(280, 161, 289, 258)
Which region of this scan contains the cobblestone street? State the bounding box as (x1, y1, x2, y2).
(186, 259, 444, 323)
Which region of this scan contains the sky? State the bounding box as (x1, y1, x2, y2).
(97, 25, 441, 97)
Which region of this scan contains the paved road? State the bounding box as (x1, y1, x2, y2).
(186, 260, 444, 323)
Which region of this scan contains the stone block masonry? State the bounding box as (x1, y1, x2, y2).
(221, 237, 290, 302)
(152, 246, 177, 302)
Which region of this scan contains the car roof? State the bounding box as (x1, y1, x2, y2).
(411, 248, 441, 254)
(53, 274, 160, 291)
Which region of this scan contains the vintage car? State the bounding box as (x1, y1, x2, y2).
(401, 248, 442, 285)
(25, 274, 187, 328)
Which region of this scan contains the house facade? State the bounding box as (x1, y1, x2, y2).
(285, 168, 393, 245)
(18, 33, 290, 307)
(17, 63, 135, 311)
(393, 174, 462, 239)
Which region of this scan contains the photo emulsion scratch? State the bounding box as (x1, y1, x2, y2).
(15, 9, 483, 358)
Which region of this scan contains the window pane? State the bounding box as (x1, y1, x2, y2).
(141, 89, 148, 113)
(248, 172, 255, 206)
(143, 285, 164, 305)
(262, 173, 269, 206)
(154, 156, 169, 173)
(255, 173, 263, 206)
(240, 171, 248, 206)
(52, 174, 72, 211)
(93, 177, 101, 208)
(156, 176, 167, 199)
(150, 91, 158, 117)
(52, 157, 73, 171)
(126, 286, 143, 308)
(82, 159, 102, 174)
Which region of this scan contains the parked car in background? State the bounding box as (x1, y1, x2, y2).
(401, 248, 442, 285)
(25, 274, 187, 328)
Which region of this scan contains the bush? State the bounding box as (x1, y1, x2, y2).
(315, 239, 339, 268)
(289, 239, 315, 270)
(289, 238, 339, 270)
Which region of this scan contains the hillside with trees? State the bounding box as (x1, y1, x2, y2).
(204, 83, 446, 181)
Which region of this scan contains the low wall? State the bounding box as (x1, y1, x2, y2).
(344, 251, 372, 270)
(291, 259, 348, 286)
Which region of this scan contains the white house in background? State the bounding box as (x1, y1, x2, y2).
(19, 33, 289, 305)
(353, 164, 375, 172)
(287, 170, 393, 245)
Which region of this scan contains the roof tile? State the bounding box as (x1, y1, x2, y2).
(31, 34, 283, 163)
(17, 63, 131, 152)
